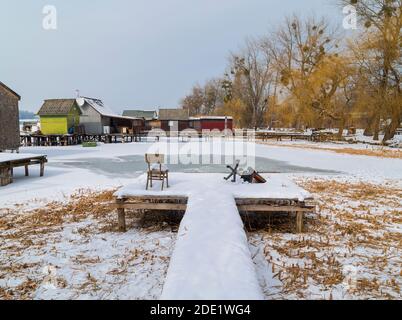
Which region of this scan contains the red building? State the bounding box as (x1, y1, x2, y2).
(189, 116, 233, 132)
(156, 109, 233, 134)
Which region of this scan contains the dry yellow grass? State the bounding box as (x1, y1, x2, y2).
(258, 141, 402, 159)
(0, 189, 178, 300)
(0, 189, 116, 238)
(2, 181, 401, 300)
(0, 190, 118, 299)
(253, 179, 402, 299)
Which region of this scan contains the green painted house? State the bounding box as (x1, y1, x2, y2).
(37, 99, 82, 135)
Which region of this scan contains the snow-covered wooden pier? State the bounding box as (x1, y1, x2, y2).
(114, 173, 315, 300)
(0, 153, 47, 186)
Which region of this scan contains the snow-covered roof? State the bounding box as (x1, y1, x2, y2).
(189, 116, 233, 121)
(79, 97, 142, 120)
(122, 110, 157, 120)
(0, 153, 46, 163)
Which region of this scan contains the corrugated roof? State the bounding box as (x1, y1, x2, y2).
(0, 81, 21, 100)
(81, 97, 142, 120)
(122, 110, 157, 119)
(159, 109, 189, 121)
(37, 99, 80, 116)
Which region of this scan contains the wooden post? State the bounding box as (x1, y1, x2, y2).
(40, 160, 45, 177)
(25, 165, 29, 176)
(117, 208, 126, 232)
(296, 211, 304, 233)
(0, 167, 12, 186)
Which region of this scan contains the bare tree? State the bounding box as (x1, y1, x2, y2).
(225, 38, 275, 129)
(180, 79, 225, 116)
(264, 15, 350, 129)
(203, 79, 225, 115)
(180, 84, 205, 116)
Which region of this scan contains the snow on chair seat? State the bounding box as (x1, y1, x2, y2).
(145, 153, 169, 190)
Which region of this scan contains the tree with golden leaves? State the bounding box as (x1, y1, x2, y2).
(265, 16, 355, 132)
(343, 0, 401, 142)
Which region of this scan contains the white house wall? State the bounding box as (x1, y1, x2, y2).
(79, 103, 104, 134)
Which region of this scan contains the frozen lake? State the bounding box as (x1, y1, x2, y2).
(48, 155, 339, 178)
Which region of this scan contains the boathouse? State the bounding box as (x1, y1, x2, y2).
(122, 109, 158, 131)
(158, 108, 190, 133)
(0, 81, 21, 151)
(37, 99, 82, 135)
(77, 98, 144, 134)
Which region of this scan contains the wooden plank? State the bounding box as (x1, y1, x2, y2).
(8, 160, 43, 168)
(119, 195, 188, 202)
(117, 203, 187, 211)
(235, 197, 300, 203)
(0, 156, 47, 165)
(236, 198, 316, 208)
(237, 205, 314, 212)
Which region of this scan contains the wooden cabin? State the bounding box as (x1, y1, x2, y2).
(0, 81, 21, 151)
(123, 110, 157, 131)
(77, 98, 144, 134)
(158, 109, 190, 133)
(37, 99, 82, 135)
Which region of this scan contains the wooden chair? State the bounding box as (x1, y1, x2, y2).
(145, 153, 169, 190)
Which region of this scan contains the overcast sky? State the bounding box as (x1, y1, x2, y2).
(1, 0, 343, 113)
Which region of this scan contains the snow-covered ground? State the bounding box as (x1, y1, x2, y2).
(346, 130, 402, 145)
(116, 173, 310, 300)
(0, 139, 401, 300)
(250, 178, 402, 299)
(1, 140, 401, 207)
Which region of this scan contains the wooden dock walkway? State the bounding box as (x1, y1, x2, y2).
(114, 173, 315, 299)
(115, 195, 314, 233)
(0, 154, 47, 186)
(20, 133, 146, 147)
(161, 190, 263, 300)
(255, 131, 336, 142)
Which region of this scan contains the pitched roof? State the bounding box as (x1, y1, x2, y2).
(122, 110, 157, 120)
(158, 109, 189, 121)
(37, 99, 80, 116)
(0, 81, 21, 100)
(80, 97, 141, 120)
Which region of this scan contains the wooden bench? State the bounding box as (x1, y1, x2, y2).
(0, 155, 47, 186)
